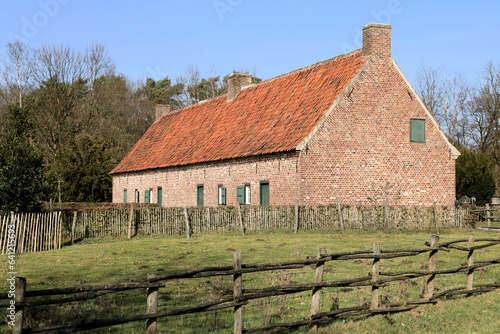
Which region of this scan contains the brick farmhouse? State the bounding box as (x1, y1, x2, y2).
(110, 23, 460, 207)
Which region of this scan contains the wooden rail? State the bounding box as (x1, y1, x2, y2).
(2, 235, 499, 333)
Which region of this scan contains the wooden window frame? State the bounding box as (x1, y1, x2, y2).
(410, 119, 426, 143)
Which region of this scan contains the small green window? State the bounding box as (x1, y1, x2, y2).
(410, 119, 425, 143)
(197, 185, 204, 207)
(218, 185, 226, 205)
(135, 189, 140, 203)
(157, 187, 162, 207)
(260, 181, 269, 206)
(123, 189, 127, 203)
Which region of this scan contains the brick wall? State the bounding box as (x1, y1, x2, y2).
(112, 152, 300, 207)
(298, 56, 456, 206)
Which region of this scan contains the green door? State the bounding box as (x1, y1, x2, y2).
(260, 181, 269, 206)
(157, 187, 162, 207)
(197, 185, 204, 207)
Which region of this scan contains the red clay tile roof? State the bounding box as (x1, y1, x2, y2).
(110, 50, 366, 174)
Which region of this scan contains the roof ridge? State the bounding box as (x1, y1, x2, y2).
(164, 49, 363, 118)
(261, 49, 363, 84)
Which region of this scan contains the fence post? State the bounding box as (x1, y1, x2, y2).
(467, 234, 475, 292)
(384, 200, 390, 233)
(310, 247, 326, 331)
(426, 235, 440, 300)
(233, 250, 243, 334)
(58, 212, 62, 249)
(294, 200, 300, 234)
(146, 285, 159, 334)
(13, 277, 26, 334)
(184, 206, 191, 239)
(337, 199, 345, 233)
(71, 212, 77, 245)
(433, 203, 439, 235)
(371, 242, 381, 309)
(127, 205, 134, 239)
(237, 203, 245, 236)
(486, 204, 491, 228)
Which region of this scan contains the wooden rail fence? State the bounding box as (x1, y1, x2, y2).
(0, 212, 62, 254)
(2, 235, 499, 333)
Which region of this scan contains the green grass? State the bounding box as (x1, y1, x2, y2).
(1, 228, 500, 333)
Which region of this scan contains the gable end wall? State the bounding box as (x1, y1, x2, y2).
(298, 57, 456, 206)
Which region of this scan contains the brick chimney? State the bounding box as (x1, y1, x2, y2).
(155, 104, 171, 122)
(362, 23, 391, 58)
(227, 73, 252, 101)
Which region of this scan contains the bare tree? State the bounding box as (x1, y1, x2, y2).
(469, 62, 500, 155)
(84, 42, 116, 85)
(176, 64, 202, 106)
(28, 44, 86, 162)
(176, 64, 227, 107)
(0, 41, 36, 107)
(416, 65, 470, 147)
(34, 44, 84, 85)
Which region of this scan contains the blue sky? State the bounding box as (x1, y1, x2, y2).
(1, 0, 499, 87)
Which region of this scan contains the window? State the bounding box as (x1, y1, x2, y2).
(135, 189, 140, 203)
(218, 185, 226, 205)
(157, 187, 163, 207)
(410, 119, 425, 143)
(123, 189, 127, 203)
(260, 181, 269, 206)
(237, 183, 251, 205)
(245, 184, 251, 205)
(197, 185, 204, 207)
(144, 189, 153, 203)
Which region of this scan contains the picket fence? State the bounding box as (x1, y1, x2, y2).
(0, 204, 474, 254)
(0, 212, 62, 254)
(69, 204, 469, 241)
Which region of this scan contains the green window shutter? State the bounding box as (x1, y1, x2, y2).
(197, 185, 204, 207)
(157, 187, 162, 207)
(145, 190, 150, 203)
(410, 119, 425, 143)
(123, 189, 127, 203)
(260, 181, 269, 206)
(237, 186, 245, 205)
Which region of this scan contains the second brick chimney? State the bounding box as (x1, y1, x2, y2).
(362, 23, 391, 58)
(155, 104, 172, 122)
(227, 73, 252, 101)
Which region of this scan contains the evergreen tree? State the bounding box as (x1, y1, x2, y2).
(456, 149, 496, 205)
(55, 134, 115, 202)
(0, 105, 47, 213)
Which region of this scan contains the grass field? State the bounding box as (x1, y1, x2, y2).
(1, 228, 500, 333)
